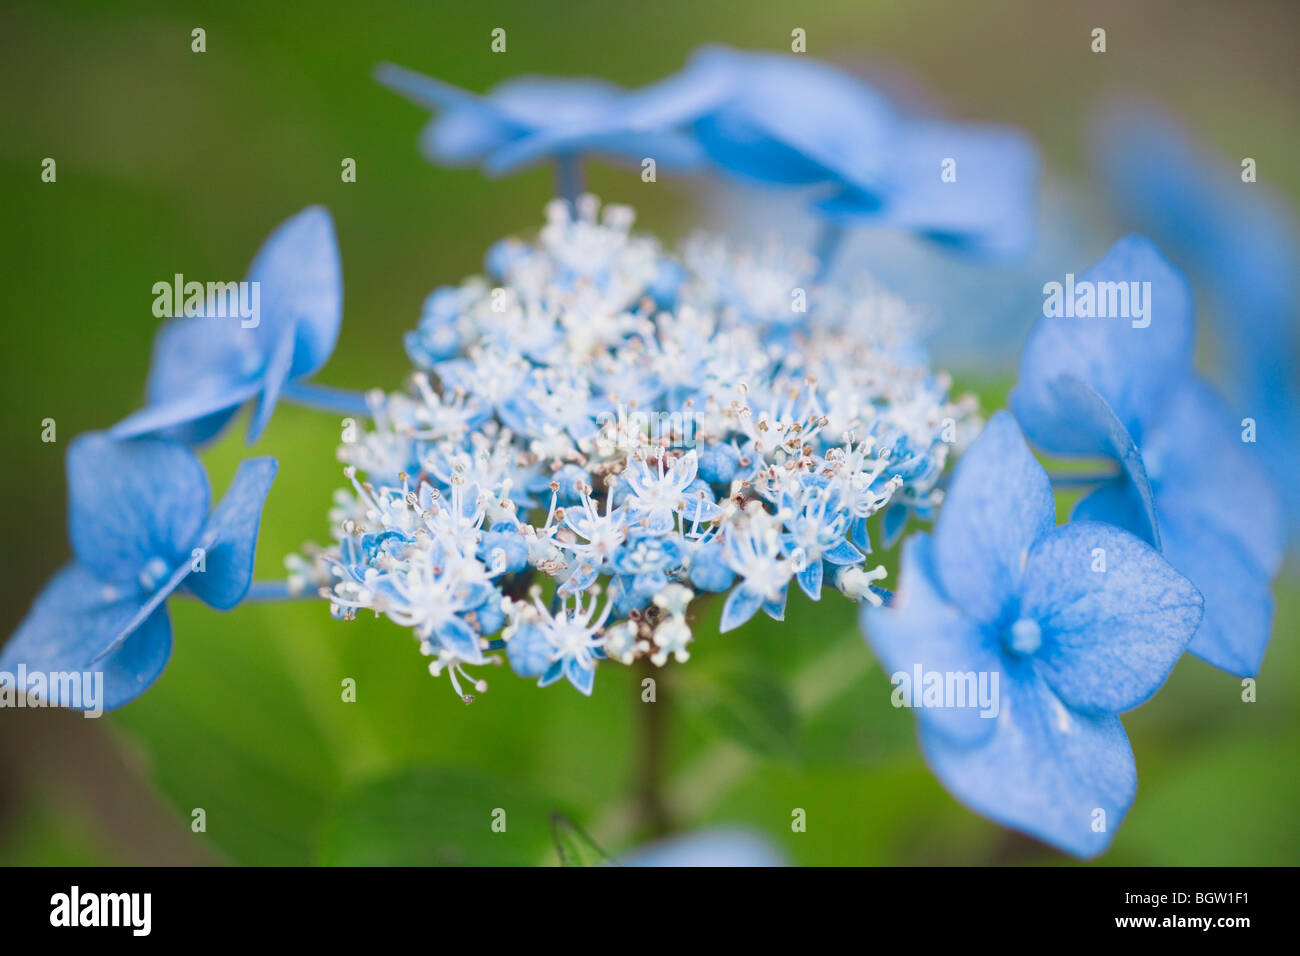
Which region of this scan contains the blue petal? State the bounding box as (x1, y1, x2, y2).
(111, 380, 260, 446)
(1093, 104, 1300, 403)
(538, 658, 566, 688)
(688, 540, 736, 593)
(558, 560, 601, 596)
(1159, 510, 1274, 677)
(421, 111, 516, 165)
(118, 207, 339, 446)
(822, 538, 864, 565)
(182, 458, 278, 610)
(817, 121, 1039, 259)
(862, 534, 1000, 746)
(1012, 236, 1194, 451)
(97, 606, 174, 711)
(374, 62, 501, 114)
(67, 434, 210, 583)
(762, 587, 788, 621)
(1046, 375, 1160, 547)
(796, 560, 823, 601)
(565, 657, 596, 696)
(486, 127, 707, 177)
(685, 46, 899, 192)
(719, 584, 764, 633)
(0, 564, 174, 711)
(1140, 375, 1285, 576)
(920, 675, 1136, 858)
(506, 623, 550, 678)
(487, 75, 623, 127)
(881, 502, 908, 549)
(246, 206, 343, 381)
(247, 327, 296, 444)
(609, 50, 738, 131)
(932, 411, 1054, 626)
(1020, 521, 1201, 714)
(127, 308, 263, 445)
(437, 616, 485, 666)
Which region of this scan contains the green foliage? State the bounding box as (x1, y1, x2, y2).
(550, 814, 612, 867)
(316, 768, 563, 866)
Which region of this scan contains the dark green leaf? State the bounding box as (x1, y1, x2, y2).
(315, 767, 563, 866)
(684, 666, 800, 760)
(549, 813, 612, 866)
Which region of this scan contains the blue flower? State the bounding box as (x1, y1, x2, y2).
(864, 412, 1202, 857)
(2, 434, 277, 710)
(719, 504, 793, 633)
(622, 451, 720, 532)
(112, 207, 343, 446)
(504, 591, 611, 696)
(628, 45, 1037, 258)
(375, 63, 707, 178)
(779, 482, 864, 600)
(608, 528, 683, 614)
(814, 118, 1038, 259)
(1093, 102, 1300, 538)
(1011, 237, 1285, 676)
(687, 536, 736, 593)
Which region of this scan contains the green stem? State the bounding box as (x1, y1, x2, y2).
(635, 657, 672, 838)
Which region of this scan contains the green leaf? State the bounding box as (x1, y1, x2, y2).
(684, 666, 800, 761)
(549, 813, 612, 866)
(315, 766, 565, 866)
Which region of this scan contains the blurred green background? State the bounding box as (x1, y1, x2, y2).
(1, 0, 1297, 866)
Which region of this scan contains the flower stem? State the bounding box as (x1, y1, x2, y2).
(635, 657, 673, 838)
(553, 153, 585, 205)
(812, 219, 849, 281)
(242, 580, 318, 603)
(281, 380, 372, 417)
(1046, 469, 1119, 488)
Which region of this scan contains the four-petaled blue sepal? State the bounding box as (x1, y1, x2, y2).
(374, 63, 708, 178)
(863, 412, 1202, 858)
(111, 206, 343, 447)
(619, 45, 1039, 259)
(1, 433, 277, 711)
(1011, 236, 1284, 676)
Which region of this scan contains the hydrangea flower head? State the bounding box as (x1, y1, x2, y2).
(296, 196, 971, 700)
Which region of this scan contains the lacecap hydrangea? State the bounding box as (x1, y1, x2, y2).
(289, 196, 975, 700)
